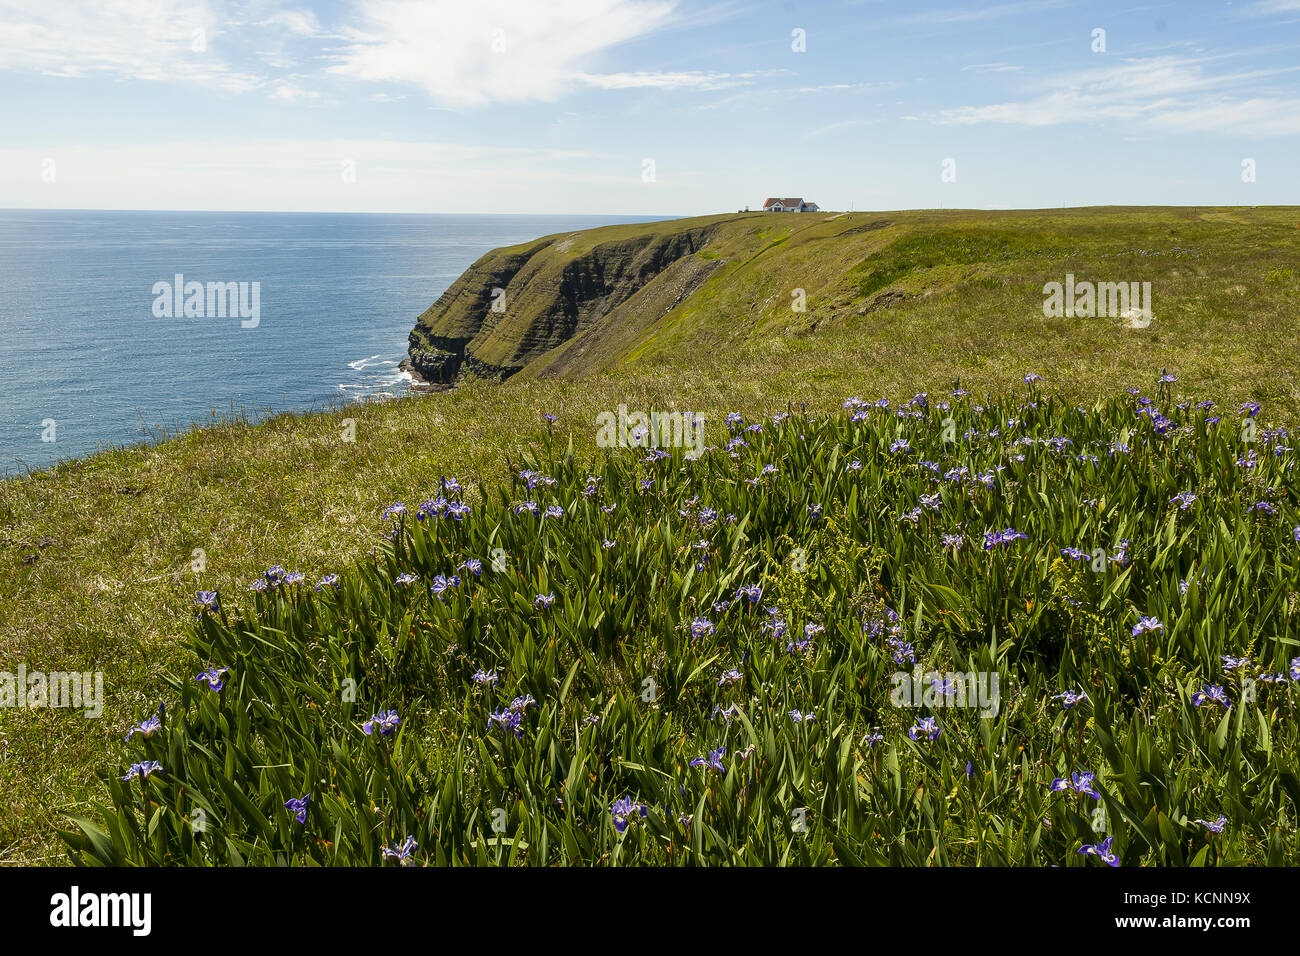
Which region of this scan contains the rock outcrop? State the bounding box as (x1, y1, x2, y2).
(406, 224, 721, 385)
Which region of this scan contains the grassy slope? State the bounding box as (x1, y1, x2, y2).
(2, 205, 1298, 862)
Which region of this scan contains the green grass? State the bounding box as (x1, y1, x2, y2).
(60, 388, 1300, 865)
(2, 205, 1299, 863)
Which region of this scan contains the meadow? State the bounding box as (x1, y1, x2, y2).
(3, 206, 1299, 864)
(62, 380, 1300, 865)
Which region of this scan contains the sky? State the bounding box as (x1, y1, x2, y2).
(0, 0, 1297, 214)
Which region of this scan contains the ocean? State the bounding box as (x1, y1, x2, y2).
(0, 210, 666, 475)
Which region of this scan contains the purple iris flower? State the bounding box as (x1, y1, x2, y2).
(121, 760, 163, 781)
(471, 668, 498, 686)
(788, 709, 816, 725)
(381, 503, 406, 520)
(1221, 655, 1250, 671)
(195, 666, 229, 692)
(416, 497, 447, 521)
(930, 677, 960, 697)
(717, 669, 742, 687)
(381, 836, 417, 863)
(909, 717, 940, 742)
(1078, 836, 1119, 867)
(711, 703, 741, 724)
(690, 617, 715, 639)
(1131, 616, 1162, 637)
(125, 714, 161, 741)
(284, 794, 310, 823)
(1194, 815, 1227, 833)
(487, 708, 524, 738)
(1053, 690, 1088, 709)
(534, 592, 555, 610)
(395, 572, 419, 586)
(1051, 771, 1102, 800)
(610, 797, 648, 833)
(983, 528, 1028, 550)
(195, 590, 219, 614)
(1191, 684, 1231, 708)
(429, 574, 460, 599)
(689, 746, 727, 772)
(363, 710, 401, 736)
(735, 584, 762, 606)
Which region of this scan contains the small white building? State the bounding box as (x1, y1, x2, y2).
(761, 197, 819, 212)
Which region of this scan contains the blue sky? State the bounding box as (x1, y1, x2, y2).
(1, 0, 1297, 213)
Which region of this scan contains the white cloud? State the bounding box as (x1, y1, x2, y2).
(327, 0, 679, 108)
(698, 79, 897, 111)
(0, 138, 644, 212)
(576, 70, 760, 90)
(1247, 0, 1300, 14)
(0, 0, 263, 92)
(255, 9, 325, 37)
(884, 0, 1069, 26)
(934, 55, 1300, 136)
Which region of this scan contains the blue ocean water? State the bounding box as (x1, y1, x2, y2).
(0, 210, 666, 475)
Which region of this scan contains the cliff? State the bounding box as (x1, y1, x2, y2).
(403, 215, 747, 385)
(404, 205, 1300, 386)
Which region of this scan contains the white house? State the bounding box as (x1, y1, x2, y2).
(761, 197, 819, 212)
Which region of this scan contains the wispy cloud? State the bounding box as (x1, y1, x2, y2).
(698, 79, 898, 111)
(327, 0, 682, 108)
(576, 70, 763, 90)
(883, 0, 1071, 27)
(0, 0, 264, 92)
(961, 62, 1024, 73)
(1246, 0, 1300, 15)
(0, 138, 631, 211)
(803, 119, 868, 138)
(934, 54, 1300, 136)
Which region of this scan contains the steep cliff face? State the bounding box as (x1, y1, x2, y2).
(404, 223, 723, 384)
(401, 210, 922, 385)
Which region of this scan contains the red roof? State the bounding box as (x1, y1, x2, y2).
(762, 197, 805, 208)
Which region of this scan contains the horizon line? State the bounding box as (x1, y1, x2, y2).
(2, 203, 1298, 217)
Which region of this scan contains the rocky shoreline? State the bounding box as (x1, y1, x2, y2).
(397, 356, 454, 393)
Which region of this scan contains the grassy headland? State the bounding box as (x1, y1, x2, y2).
(2, 206, 1299, 863)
